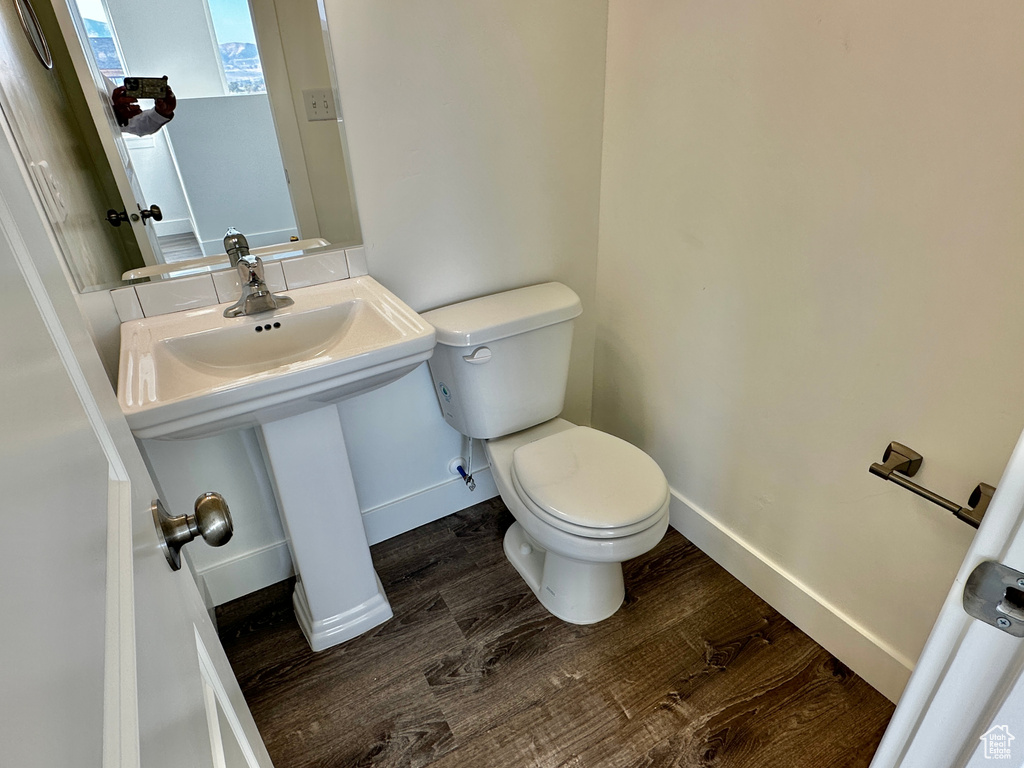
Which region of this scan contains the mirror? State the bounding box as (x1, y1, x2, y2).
(62, 0, 361, 291)
(15, 0, 52, 68)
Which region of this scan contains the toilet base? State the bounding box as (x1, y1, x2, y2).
(503, 522, 625, 625)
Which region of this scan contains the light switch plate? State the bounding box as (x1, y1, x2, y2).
(303, 89, 337, 121)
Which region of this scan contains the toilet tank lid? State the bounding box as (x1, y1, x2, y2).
(422, 282, 582, 347)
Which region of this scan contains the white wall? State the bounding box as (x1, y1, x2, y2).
(105, 0, 227, 98)
(165, 95, 297, 253)
(595, 0, 1024, 701)
(125, 132, 193, 236)
(253, 0, 361, 246)
(322, 0, 610, 425)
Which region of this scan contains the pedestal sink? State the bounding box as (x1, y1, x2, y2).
(117, 275, 435, 650)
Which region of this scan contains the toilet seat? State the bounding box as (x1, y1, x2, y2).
(511, 426, 668, 539)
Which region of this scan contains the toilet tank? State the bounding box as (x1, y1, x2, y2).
(421, 283, 583, 439)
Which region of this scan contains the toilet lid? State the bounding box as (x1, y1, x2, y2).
(511, 427, 668, 530)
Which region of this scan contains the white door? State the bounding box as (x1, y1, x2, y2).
(871, 426, 1024, 767)
(45, 0, 164, 266)
(0, 82, 272, 767)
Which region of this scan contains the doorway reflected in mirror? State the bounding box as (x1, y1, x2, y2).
(63, 0, 361, 289)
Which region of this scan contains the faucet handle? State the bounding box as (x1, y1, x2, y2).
(236, 257, 264, 284)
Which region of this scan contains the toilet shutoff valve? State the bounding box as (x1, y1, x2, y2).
(448, 456, 476, 491)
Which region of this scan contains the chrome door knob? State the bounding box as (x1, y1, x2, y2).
(152, 492, 234, 571)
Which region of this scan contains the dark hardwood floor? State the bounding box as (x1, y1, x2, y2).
(217, 497, 894, 767)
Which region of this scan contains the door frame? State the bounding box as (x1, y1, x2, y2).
(46, 0, 163, 266)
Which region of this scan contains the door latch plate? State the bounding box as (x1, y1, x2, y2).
(964, 560, 1024, 637)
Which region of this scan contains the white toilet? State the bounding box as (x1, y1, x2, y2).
(423, 282, 670, 624)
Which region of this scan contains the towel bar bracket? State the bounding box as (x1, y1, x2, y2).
(869, 441, 994, 529)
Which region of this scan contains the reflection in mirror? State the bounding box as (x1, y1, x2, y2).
(64, 0, 361, 291)
(121, 237, 331, 281)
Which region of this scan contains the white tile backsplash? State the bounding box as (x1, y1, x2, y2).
(345, 246, 368, 277)
(120, 249, 364, 319)
(110, 286, 144, 322)
(135, 274, 219, 317)
(281, 249, 350, 289)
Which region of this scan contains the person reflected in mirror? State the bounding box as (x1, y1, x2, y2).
(105, 76, 176, 137)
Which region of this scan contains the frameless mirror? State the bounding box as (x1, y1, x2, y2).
(59, 0, 361, 291)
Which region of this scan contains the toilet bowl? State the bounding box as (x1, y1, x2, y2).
(484, 418, 669, 623)
(422, 282, 670, 624)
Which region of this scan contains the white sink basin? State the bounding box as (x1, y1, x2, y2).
(118, 276, 435, 440)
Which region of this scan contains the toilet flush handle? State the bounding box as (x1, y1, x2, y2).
(463, 346, 492, 365)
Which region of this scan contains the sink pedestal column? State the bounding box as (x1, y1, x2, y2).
(257, 404, 392, 651)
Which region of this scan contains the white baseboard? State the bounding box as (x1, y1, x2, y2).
(362, 468, 499, 546)
(194, 541, 294, 607)
(194, 469, 499, 607)
(153, 217, 194, 237)
(668, 488, 912, 703)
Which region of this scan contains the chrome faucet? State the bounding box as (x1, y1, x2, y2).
(222, 228, 294, 318)
(223, 227, 251, 267)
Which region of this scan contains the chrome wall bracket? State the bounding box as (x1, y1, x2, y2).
(964, 561, 1024, 637)
(869, 441, 995, 529)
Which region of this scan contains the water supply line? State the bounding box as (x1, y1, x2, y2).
(459, 436, 476, 491)
(457, 464, 476, 492)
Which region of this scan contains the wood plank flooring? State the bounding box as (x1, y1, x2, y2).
(157, 231, 203, 262)
(217, 497, 894, 767)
